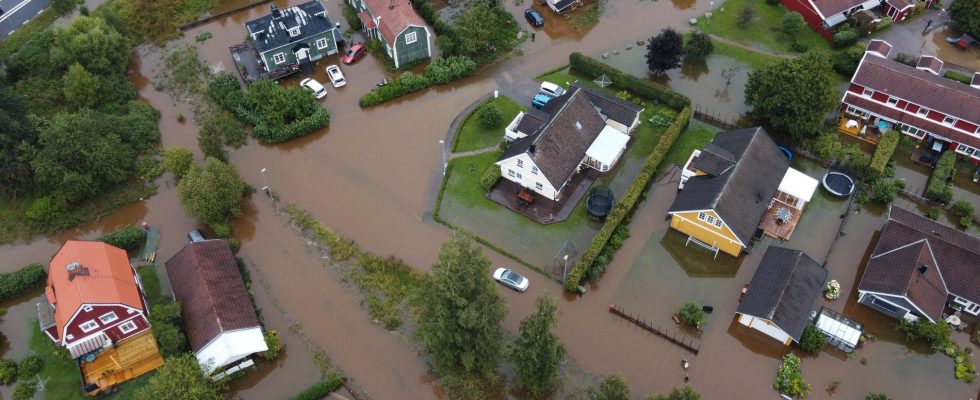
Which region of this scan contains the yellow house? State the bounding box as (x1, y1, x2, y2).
(667, 127, 791, 257)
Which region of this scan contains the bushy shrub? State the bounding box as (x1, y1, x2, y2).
(98, 225, 146, 250)
(867, 177, 904, 204)
(774, 354, 810, 398)
(16, 355, 42, 379)
(261, 330, 283, 360)
(162, 146, 194, 178)
(924, 151, 955, 203)
(0, 264, 46, 302)
(894, 53, 917, 67)
(0, 359, 17, 384)
(149, 303, 187, 357)
(897, 318, 953, 350)
(209, 74, 327, 144)
(832, 45, 866, 77)
(288, 377, 344, 400)
(874, 16, 893, 32)
(360, 56, 478, 107)
(341, 3, 362, 30)
(789, 40, 810, 53)
(569, 52, 691, 109)
(944, 70, 972, 84)
(480, 164, 501, 191)
(478, 104, 502, 128)
(678, 302, 705, 328)
(24, 196, 69, 226)
(684, 31, 713, 62)
(927, 207, 941, 220)
(782, 12, 805, 38)
(870, 130, 899, 174)
(137, 266, 163, 305)
(737, 6, 755, 29)
(12, 380, 36, 400)
(800, 325, 826, 354)
(833, 30, 859, 48)
(952, 200, 975, 228)
(424, 56, 477, 85)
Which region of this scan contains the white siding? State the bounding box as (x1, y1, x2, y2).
(738, 314, 792, 344)
(196, 327, 269, 373)
(496, 154, 558, 200)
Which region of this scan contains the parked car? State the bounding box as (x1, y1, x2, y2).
(188, 229, 205, 243)
(539, 81, 565, 98)
(524, 8, 544, 27)
(325, 65, 346, 87)
(300, 78, 327, 99)
(531, 93, 551, 109)
(342, 44, 367, 64)
(493, 268, 529, 292)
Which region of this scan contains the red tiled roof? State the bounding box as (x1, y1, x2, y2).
(811, 0, 865, 17)
(852, 55, 980, 123)
(358, 11, 375, 30)
(47, 241, 144, 341)
(362, 0, 425, 44)
(842, 93, 980, 149)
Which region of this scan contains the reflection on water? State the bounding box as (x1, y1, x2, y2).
(671, 0, 698, 10)
(661, 229, 745, 277)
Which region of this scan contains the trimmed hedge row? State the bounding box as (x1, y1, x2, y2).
(564, 106, 692, 291)
(358, 56, 477, 107)
(944, 70, 973, 84)
(568, 52, 691, 110)
(869, 130, 899, 174)
(288, 377, 344, 400)
(0, 264, 46, 302)
(924, 150, 955, 203)
(97, 225, 146, 250)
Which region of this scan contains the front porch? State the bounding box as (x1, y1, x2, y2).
(487, 169, 599, 224)
(80, 331, 163, 395)
(910, 135, 951, 167)
(229, 41, 301, 84)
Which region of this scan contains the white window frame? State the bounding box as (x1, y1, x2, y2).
(706, 215, 715, 224)
(714, 219, 723, 228)
(66, 334, 74, 340)
(863, 88, 874, 97)
(83, 305, 93, 312)
(535, 182, 544, 190)
(315, 38, 328, 50)
(887, 97, 898, 105)
(517, 159, 523, 168)
(507, 169, 516, 178)
(405, 31, 417, 44)
(515, 172, 523, 179)
(119, 321, 138, 334)
(79, 320, 99, 333)
(917, 107, 929, 116)
(698, 212, 707, 221)
(943, 116, 956, 125)
(531, 166, 538, 175)
(99, 312, 118, 324)
(272, 52, 286, 65)
(288, 27, 300, 37)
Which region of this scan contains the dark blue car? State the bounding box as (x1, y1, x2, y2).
(524, 8, 544, 27)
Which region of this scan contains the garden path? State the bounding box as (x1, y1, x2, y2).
(449, 145, 499, 160)
(706, 33, 798, 59)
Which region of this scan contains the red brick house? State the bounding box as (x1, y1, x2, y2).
(37, 240, 163, 395)
(780, 0, 883, 40)
(838, 40, 980, 165)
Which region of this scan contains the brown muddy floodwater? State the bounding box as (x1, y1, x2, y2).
(4, 0, 977, 398)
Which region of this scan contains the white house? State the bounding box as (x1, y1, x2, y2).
(496, 83, 644, 201)
(165, 240, 268, 375)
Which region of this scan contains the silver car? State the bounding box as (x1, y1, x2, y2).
(493, 268, 529, 292)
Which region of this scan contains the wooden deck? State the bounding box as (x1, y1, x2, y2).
(838, 118, 881, 144)
(80, 330, 163, 395)
(757, 203, 803, 241)
(486, 169, 599, 224)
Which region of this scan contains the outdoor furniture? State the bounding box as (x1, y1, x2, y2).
(775, 208, 792, 225)
(946, 314, 963, 329)
(517, 191, 534, 206)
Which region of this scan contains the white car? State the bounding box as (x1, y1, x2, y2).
(539, 81, 565, 98)
(300, 78, 327, 99)
(492, 268, 529, 292)
(326, 64, 346, 88)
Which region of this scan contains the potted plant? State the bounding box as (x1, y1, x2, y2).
(825, 280, 841, 300)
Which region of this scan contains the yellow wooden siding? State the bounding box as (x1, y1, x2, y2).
(669, 211, 743, 256)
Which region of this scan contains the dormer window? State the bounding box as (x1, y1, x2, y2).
(288, 27, 300, 37)
(887, 97, 898, 106)
(943, 116, 956, 125)
(917, 107, 929, 116)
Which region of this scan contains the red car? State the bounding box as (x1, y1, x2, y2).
(342, 44, 367, 64)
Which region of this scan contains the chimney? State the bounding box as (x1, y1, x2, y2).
(574, 121, 583, 131)
(389, 0, 395, 9)
(917, 265, 928, 276)
(529, 144, 536, 154)
(915, 55, 943, 76)
(271, 4, 281, 18)
(971, 72, 980, 90)
(66, 263, 90, 281)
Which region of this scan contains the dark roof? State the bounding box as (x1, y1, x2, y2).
(915, 55, 944, 74)
(515, 110, 548, 136)
(811, 0, 865, 18)
(164, 240, 260, 352)
(552, 0, 577, 11)
(858, 206, 980, 314)
(842, 93, 980, 149)
(852, 54, 980, 123)
(245, 1, 335, 54)
(972, 72, 980, 87)
(866, 40, 893, 57)
(689, 143, 736, 176)
(737, 247, 828, 342)
(498, 85, 643, 189)
(668, 127, 790, 245)
(859, 237, 947, 321)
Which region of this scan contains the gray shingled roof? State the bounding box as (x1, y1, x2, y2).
(668, 127, 790, 246)
(573, 83, 645, 127)
(245, 1, 335, 55)
(736, 246, 827, 342)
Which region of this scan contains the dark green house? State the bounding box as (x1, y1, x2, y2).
(245, 1, 344, 72)
(348, 0, 432, 69)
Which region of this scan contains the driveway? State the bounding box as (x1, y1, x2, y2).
(0, 0, 47, 38)
(867, 0, 980, 71)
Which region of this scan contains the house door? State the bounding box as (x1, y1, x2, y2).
(295, 48, 310, 61)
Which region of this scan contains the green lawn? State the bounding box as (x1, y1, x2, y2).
(710, 38, 782, 71)
(535, 69, 600, 90)
(453, 96, 526, 152)
(699, 0, 829, 54)
(658, 124, 719, 173)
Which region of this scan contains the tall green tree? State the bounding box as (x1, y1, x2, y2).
(646, 28, 684, 74)
(648, 385, 701, 400)
(745, 51, 836, 140)
(588, 375, 630, 400)
(62, 63, 100, 110)
(50, 16, 130, 76)
(49, 0, 79, 15)
(417, 234, 506, 399)
(781, 12, 805, 39)
(948, 0, 979, 39)
(510, 294, 565, 397)
(134, 354, 224, 400)
(684, 31, 714, 62)
(176, 157, 248, 226)
(162, 147, 194, 178)
(0, 82, 34, 196)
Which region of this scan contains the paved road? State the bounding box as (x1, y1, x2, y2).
(0, 0, 48, 39)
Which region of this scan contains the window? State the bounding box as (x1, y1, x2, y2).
(535, 182, 544, 190)
(517, 159, 523, 168)
(507, 169, 515, 177)
(405, 31, 417, 44)
(714, 219, 723, 228)
(83, 305, 93, 312)
(515, 172, 522, 179)
(917, 107, 929, 116)
(272, 53, 286, 65)
(698, 212, 707, 221)
(531, 166, 538, 175)
(119, 321, 138, 334)
(706, 215, 715, 224)
(870, 296, 903, 314)
(288, 27, 300, 37)
(863, 88, 874, 97)
(943, 116, 956, 125)
(66, 334, 74, 340)
(79, 320, 99, 333)
(887, 97, 898, 105)
(315, 38, 328, 50)
(99, 312, 118, 324)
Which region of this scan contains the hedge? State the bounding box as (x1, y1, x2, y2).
(869, 130, 899, 174)
(208, 74, 329, 144)
(0, 264, 46, 302)
(97, 225, 146, 250)
(924, 151, 955, 203)
(568, 52, 691, 110)
(833, 30, 859, 49)
(564, 106, 692, 291)
(288, 377, 344, 400)
(359, 56, 476, 107)
(944, 70, 972, 84)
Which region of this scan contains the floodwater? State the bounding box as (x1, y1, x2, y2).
(2, 0, 978, 399)
(929, 26, 980, 72)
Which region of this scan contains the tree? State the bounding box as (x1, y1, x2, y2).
(677, 302, 705, 328)
(162, 147, 194, 178)
(449, 2, 516, 65)
(773, 354, 810, 398)
(147, 303, 187, 357)
(49, 0, 78, 15)
(648, 385, 701, 400)
(510, 294, 565, 396)
(737, 5, 755, 29)
(799, 324, 826, 354)
(177, 157, 248, 226)
(745, 51, 836, 140)
(866, 394, 892, 400)
(782, 12, 806, 39)
(948, 0, 979, 39)
(0, 82, 34, 196)
(134, 354, 224, 400)
(416, 235, 506, 398)
(588, 375, 630, 400)
(63, 63, 100, 110)
(478, 103, 502, 128)
(684, 31, 714, 62)
(50, 16, 130, 76)
(646, 28, 684, 74)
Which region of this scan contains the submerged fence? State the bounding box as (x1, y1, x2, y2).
(692, 104, 746, 131)
(609, 304, 701, 355)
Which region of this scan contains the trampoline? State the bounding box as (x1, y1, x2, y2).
(822, 172, 854, 197)
(777, 146, 793, 161)
(586, 186, 615, 219)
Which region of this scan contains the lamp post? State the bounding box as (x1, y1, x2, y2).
(260, 168, 278, 213)
(562, 254, 569, 285)
(438, 140, 447, 176)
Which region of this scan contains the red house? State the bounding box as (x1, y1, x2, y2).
(37, 240, 163, 395)
(838, 40, 980, 165)
(780, 0, 883, 40)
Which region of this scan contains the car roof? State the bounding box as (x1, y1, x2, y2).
(533, 93, 551, 100)
(541, 82, 560, 91)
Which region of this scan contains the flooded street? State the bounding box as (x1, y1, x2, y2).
(2, 0, 979, 398)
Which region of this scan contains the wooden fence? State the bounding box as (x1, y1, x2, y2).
(692, 104, 746, 131)
(608, 304, 700, 355)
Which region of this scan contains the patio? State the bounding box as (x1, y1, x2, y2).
(80, 331, 163, 394)
(487, 169, 599, 224)
(757, 203, 803, 241)
(838, 116, 883, 144)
